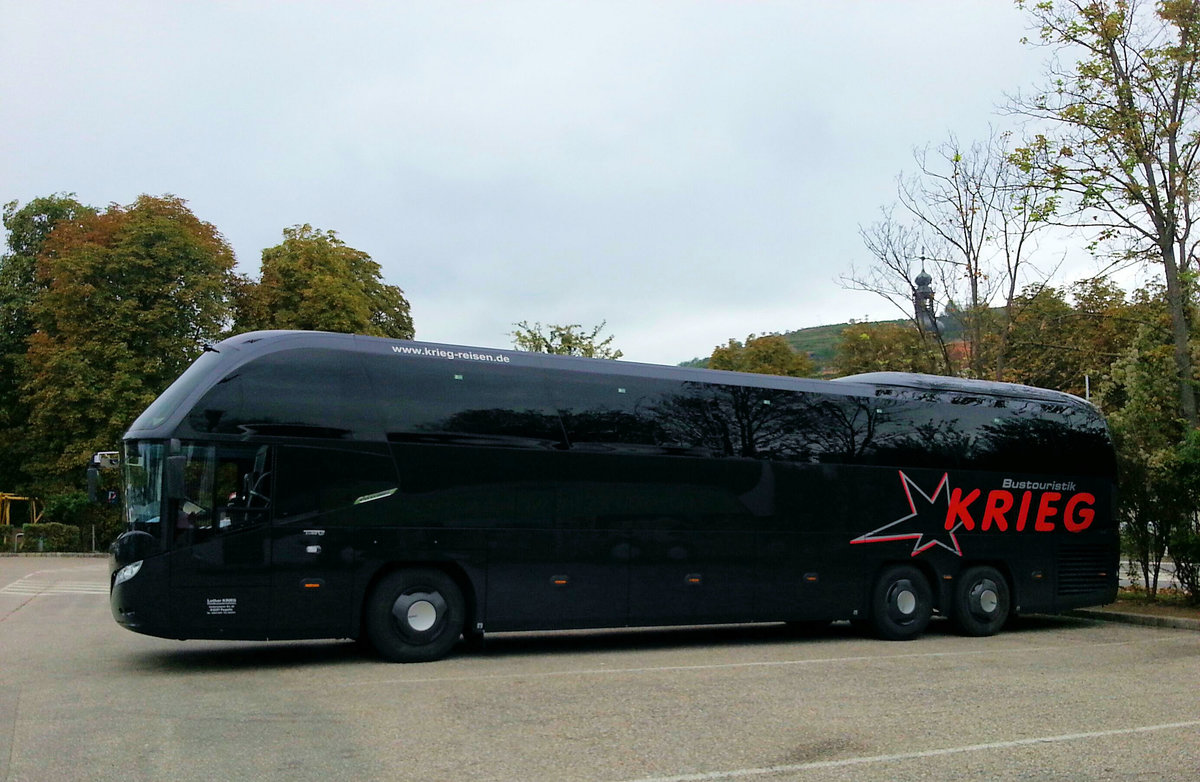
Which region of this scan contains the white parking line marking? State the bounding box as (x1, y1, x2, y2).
(617, 720, 1200, 782)
(351, 635, 1183, 688)
(0, 572, 108, 596)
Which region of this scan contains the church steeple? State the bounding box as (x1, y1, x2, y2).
(913, 266, 936, 332)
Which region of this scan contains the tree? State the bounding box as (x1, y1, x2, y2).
(709, 334, 815, 377)
(234, 225, 414, 339)
(844, 130, 1056, 378)
(833, 322, 943, 376)
(510, 321, 623, 359)
(1, 195, 96, 490)
(1014, 0, 1200, 425)
(846, 208, 956, 374)
(1170, 429, 1200, 602)
(1002, 278, 1153, 394)
(22, 195, 236, 488)
(1097, 294, 1188, 596)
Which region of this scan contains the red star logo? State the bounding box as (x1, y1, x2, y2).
(850, 470, 964, 557)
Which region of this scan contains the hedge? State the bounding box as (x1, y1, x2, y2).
(20, 522, 81, 552)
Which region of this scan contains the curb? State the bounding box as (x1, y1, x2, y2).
(0, 552, 109, 558)
(1068, 608, 1200, 632)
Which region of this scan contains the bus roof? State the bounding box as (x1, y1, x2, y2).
(127, 330, 1099, 440)
(834, 371, 1091, 406)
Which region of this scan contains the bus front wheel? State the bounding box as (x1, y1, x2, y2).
(870, 565, 932, 641)
(366, 568, 465, 663)
(951, 566, 1010, 636)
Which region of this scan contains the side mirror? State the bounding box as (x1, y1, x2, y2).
(166, 455, 187, 500)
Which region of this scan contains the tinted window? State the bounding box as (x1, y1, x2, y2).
(132, 350, 224, 430)
(978, 400, 1114, 475)
(367, 357, 562, 446)
(869, 393, 1003, 469)
(187, 349, 379, 439)
(547, 373, 675, 450)
(274, 445, 398, 522)
(778, 391, 883, 463)
(171, 444, 271, 549)
(645, 382, 879, 462)
(868, 388, 1113, 474)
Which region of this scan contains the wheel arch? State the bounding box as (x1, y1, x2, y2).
(953, 558, 1016, 609)
(863, 558, 940, 614)
(866, 560, 936, 640)
(357, 560, 479, 640)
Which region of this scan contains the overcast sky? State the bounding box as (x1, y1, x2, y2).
(1, 1, 1098, 365)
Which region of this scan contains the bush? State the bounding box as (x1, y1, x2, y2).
(21, 522, 81, 552)
(40, 490, 124, 551)
(1170, 520, 1200, 605)
(42, 491, 95, 526)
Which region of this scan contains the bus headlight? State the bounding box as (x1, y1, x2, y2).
(114, 560, 143, 586)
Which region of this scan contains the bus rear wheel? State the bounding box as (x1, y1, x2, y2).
(951, 566, 1010, 636)
(870, 565, 932, 641)
(366, 568, 465, 663)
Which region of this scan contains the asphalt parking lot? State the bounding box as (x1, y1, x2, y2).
(1, 556, 1197, 782)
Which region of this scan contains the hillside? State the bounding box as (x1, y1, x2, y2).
(679, 318, 908, 372)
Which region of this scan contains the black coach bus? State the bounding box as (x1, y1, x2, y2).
(109, 330, 1118, 662)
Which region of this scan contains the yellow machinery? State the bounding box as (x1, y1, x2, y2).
(0, 493, 43, 527)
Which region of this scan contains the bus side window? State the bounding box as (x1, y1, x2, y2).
(173, 445, 272, 548)
(274, 446, 398, 523)
(216, 446, 272, 531)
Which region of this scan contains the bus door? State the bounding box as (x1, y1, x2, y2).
(484, 453, 631, 631)
(625, 457, 761, 625)
(758, 463, 871, 621)
(385, 438, 624, 633)
(269, 445, 398, 639)
(167, 444, 272, 638)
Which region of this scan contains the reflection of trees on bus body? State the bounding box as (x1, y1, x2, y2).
(186, 347, 1114, 476)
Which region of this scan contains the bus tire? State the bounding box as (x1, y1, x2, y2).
(951, 566, 1010, 636)
(870, 565, 932, 641)
(366, 568, 465, 663)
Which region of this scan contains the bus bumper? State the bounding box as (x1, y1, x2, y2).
(109, 554, 174, 638)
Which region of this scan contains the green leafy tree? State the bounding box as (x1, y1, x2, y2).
(1170, 429, 1200, 602)
(709, 334, 815, 377)
(234, 225, 413, 339)
(0, 195, 96, 490)
(833, 322, 943, 376)
(510, 320, 623, 359)
(1098, 315, 1188, 597)
(22, 195, 236, 489)
(1014, 0, 1200, 425)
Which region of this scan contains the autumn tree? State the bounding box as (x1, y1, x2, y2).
(1014, 0, 1200, 425)
(709, 334, 815, 377)
(21, 195, 236, 489)
(234, 224, 413, 339)
(1001, 278, 1155, 394)
(510, 320, 623, 359)
(0, 194, 96, 489)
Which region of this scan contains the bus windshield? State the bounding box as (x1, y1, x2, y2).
(129, 349, 225, 431)
(123, 441, 165, 536)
